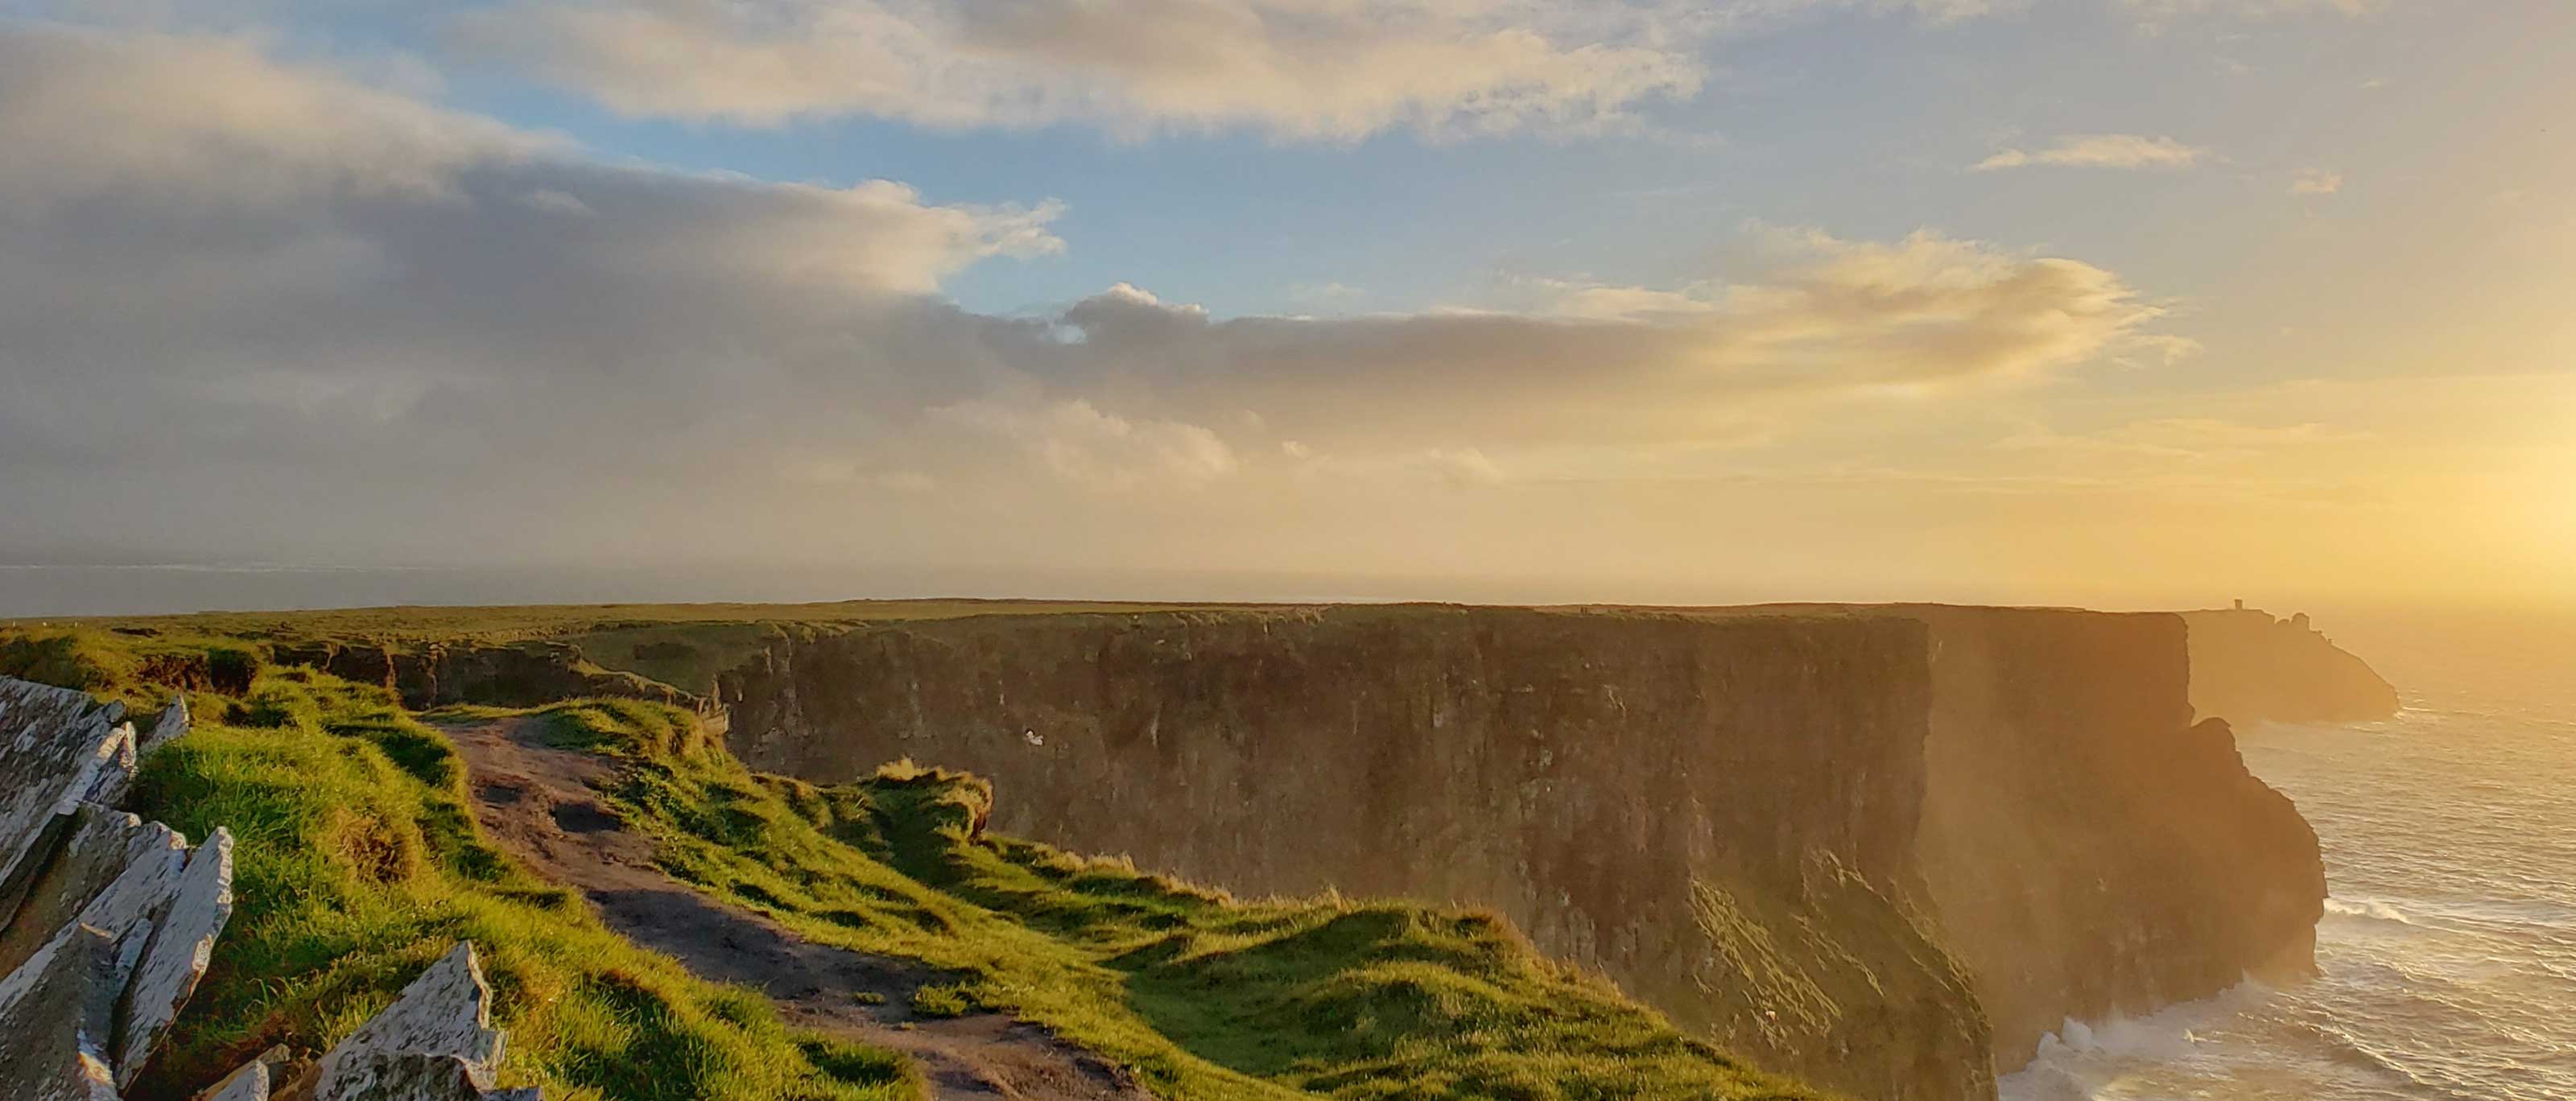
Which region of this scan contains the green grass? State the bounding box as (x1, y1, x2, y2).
(546, 699, 1832, 1101)
(6, 621, 1839, 1101)
(2, 639, 919, 1101)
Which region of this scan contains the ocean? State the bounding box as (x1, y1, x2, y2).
(2004, 610, 2576, 1101)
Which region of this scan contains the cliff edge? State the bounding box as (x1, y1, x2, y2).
(2181, 608, 2399, 724)
(719, 604, 2330, 1099)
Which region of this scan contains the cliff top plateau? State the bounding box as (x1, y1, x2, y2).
(0, 600, 2392, 1101)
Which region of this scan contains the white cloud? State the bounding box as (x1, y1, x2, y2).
(2289, 168, 2343, 196)
(935, 398, 1241, 489)
(1973, 134, 2209, 171)
(454, 0, 1707, 141)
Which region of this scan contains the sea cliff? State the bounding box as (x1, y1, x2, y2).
(718, 603, 2330, 1099)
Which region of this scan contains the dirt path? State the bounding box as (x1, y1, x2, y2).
(440, 718, 1154, 1101)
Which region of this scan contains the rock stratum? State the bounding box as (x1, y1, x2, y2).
(720, 604, 2332, 1100)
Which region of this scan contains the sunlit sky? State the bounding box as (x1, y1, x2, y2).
(2, 2, 2570, 612)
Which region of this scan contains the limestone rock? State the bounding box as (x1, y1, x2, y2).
(136, 697, 190, 761)
(197, 1061, 268, 1101)
(196, 1046, 289, 1101)
(0, 923, 128, 1101)
(0, 677, 233, 1097)
(0, 806, 163, 979)
(1, 679, 132, 903)
(77, 725, 138, 810)
(116, 827, 234, 1086)
(309, 942, 530, 1100)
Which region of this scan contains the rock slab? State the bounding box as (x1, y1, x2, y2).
(0, 675, 240, 1099)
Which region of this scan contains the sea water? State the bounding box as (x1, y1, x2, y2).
(2003, 611, 2576, 1101)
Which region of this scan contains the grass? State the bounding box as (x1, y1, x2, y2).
(1, 601, 1284, 699)
(1, 634, 919, 1101)
(6, 621, 1839, 1101)
(546, 698, 1833, 1101)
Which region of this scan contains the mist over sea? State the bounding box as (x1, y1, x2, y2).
(2004, 611, 2576, 1101)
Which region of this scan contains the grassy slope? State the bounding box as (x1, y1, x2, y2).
(6, 630, 915, 1101)
(542, 698, 1827, 1101)
(6, 618, 1839, 1101)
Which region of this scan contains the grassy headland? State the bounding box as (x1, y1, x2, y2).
(2, 616, 1833, 1101)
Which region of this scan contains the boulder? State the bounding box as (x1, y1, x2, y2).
(308, 942, 531, 1100)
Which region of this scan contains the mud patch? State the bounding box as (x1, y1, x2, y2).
(549, 801, 621, 834)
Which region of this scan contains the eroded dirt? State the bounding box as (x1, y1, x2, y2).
(440, 718, 1153, 1101)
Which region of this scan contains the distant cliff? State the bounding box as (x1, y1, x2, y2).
(2181, 608, 2399, 724)
(718, 604, 2327, 1100)
(270, 638, 705, 713)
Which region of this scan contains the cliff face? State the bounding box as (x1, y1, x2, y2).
(1898, 608, 2325, 1066)
(720, 604, 2326, 1099)
(724, 607, 1990, 1101)
(2179, 608, 2399, 724)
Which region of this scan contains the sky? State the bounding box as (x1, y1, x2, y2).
(1, 0, 2570, 614)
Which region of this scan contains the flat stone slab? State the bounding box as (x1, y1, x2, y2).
(117, 826, 233, 1087)
(0, 676, 224, 1097)
(0, 922, 130, 1101)
(0, 806, 164, 980)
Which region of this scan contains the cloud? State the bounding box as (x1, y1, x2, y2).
(2289, 168, 2343, 195)
(1973, 134, 2210, 171)
(0, 24, 2188, 566)
(934, 398, 1241, 489)
(1996, 418, 2366, 464)
(452, 0, 1707, 140)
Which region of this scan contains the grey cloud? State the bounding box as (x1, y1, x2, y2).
(0, 24, 2183, 566)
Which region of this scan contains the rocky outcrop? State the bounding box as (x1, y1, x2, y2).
(2179, 608, 2398, 724)
(268, 641, 700, 713)
(301, 942, 532, 1101)
(720, 603, 2330, 1099)
(0, 678, 539, 1101)
(196, 942, 535, 1101)
(1894, 606, 2325, 1067)
(0, 676, 233, 1099)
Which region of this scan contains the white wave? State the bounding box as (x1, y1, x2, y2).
(2324, 897, 2415, 925)
(1997, 979, 2276, 1101)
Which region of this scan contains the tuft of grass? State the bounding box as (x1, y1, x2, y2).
(908, 983, 979, 1019)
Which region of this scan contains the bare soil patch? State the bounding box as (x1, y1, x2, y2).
(440, 717, 1152, 1101)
